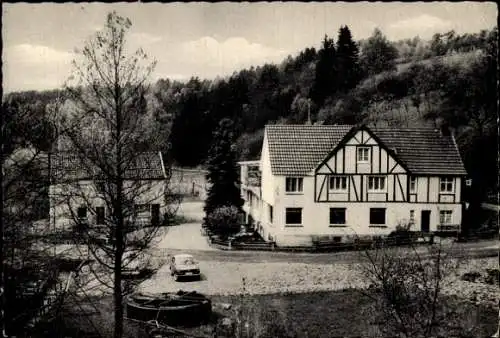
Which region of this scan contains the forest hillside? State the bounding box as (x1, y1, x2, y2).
(3, 26, 498, 207)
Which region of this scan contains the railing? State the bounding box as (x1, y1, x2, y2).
(436, 224, 460, 232)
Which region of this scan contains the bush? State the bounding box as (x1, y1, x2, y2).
(388, 222, 414, 245)
(205, 205, 241, 239)
(361, 240, 460, 338)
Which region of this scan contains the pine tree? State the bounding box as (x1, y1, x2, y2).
(204, 118, 244, 222)
(336, 25, 362, 92)
(311, 35, 338, 106)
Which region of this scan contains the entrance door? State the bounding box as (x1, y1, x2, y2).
(421, 210, 431, 232)
(151, 204, 160, 226)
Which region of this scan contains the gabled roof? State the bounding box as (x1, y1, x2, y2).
(51, 151, 166, 182)
(264, 124, 467, 176)
(372, 127, 467, 175)
(265, 124, 352, 176)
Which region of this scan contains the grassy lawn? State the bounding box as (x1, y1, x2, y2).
(33, 289, 497, 338)
(212, 290, 497, 338)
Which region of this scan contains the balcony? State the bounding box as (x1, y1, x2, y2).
(239, 160, 261, 197)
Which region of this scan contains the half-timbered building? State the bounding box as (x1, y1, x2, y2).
(239, 124, 467, 247)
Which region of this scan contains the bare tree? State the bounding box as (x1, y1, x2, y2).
(51, 12, 178, 338)
(1, 96, 64, 336)
(359, 230, 460, 338)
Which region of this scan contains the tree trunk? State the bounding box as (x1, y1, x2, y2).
(113, 270, 124, 338)
(113, 178, 125, 338)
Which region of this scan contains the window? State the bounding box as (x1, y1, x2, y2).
(329, 208, 346, 225)
(269, 205, 274, 224)
(410, 176, 417, 193)
(440, 210, 452, 224)
(329, 176, 347, 192)
(285, 177, 303, 193)
(370, 208, 386, 225)
(96, 206, 105, 225)
(357, 147, 370, 162)
(409, 210, 415, 225)
(96, 181, 106, 193)
(77, 206, 87, 219)
(135, 204, 150, 213)
(440, 177, 454, 193)
(285, 208, 302, 225)
(368, 176, 386, 192)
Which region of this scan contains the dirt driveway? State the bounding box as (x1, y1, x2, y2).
(156, 222, 214, 251)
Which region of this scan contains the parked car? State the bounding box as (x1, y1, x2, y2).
(169, 254, 200, 281)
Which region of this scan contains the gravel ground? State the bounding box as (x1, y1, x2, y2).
(137, 257, 499, 307)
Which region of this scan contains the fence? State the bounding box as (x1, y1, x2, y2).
(206, 231, 435, 252)
(170, 167, 208, 200)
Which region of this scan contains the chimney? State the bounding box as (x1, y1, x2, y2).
(435, 117, 450, 137)
(306, 98, 312, 125)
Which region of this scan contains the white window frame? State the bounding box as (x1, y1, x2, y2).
(285, 177, 303, 193)
(409, 176, 417, 193)
(329, 176, 347, 192)
(285, 208, 302, 226)
(439, 210, 452, 224)
(357, 147, 370, 163)
(440, 177, 454, 193)
(368, 176, 386, 192)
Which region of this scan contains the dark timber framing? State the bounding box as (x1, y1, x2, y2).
(426, 177, 430, 202)
(314, 173, 460, 205)
(315, 125, 410, 175)
(309, 125, 465, 207)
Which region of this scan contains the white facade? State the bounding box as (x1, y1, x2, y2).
(49, 179, 167, 231)
(240, 127, 465, 247)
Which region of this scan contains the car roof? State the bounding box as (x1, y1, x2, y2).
(174, 254, 193, 259)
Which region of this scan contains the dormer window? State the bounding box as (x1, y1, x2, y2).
(286, 177, 303, 193)
(357, 147, 370, 163)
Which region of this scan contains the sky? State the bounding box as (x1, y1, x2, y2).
(2, 2, 498, 93)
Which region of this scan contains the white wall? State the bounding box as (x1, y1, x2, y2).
(49, 179, 167, 231)
(272, 202, 462, 246)
(248, 128, 465, 247)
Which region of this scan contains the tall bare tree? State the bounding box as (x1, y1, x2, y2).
(52, 12, 178, 338)
(1, 95, 62, 336)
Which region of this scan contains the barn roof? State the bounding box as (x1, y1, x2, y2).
(265, 125, 467, 176)
(50, 151, 166, 182)
(371, 127, 467, 175)
(265, 125, 352, 176)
